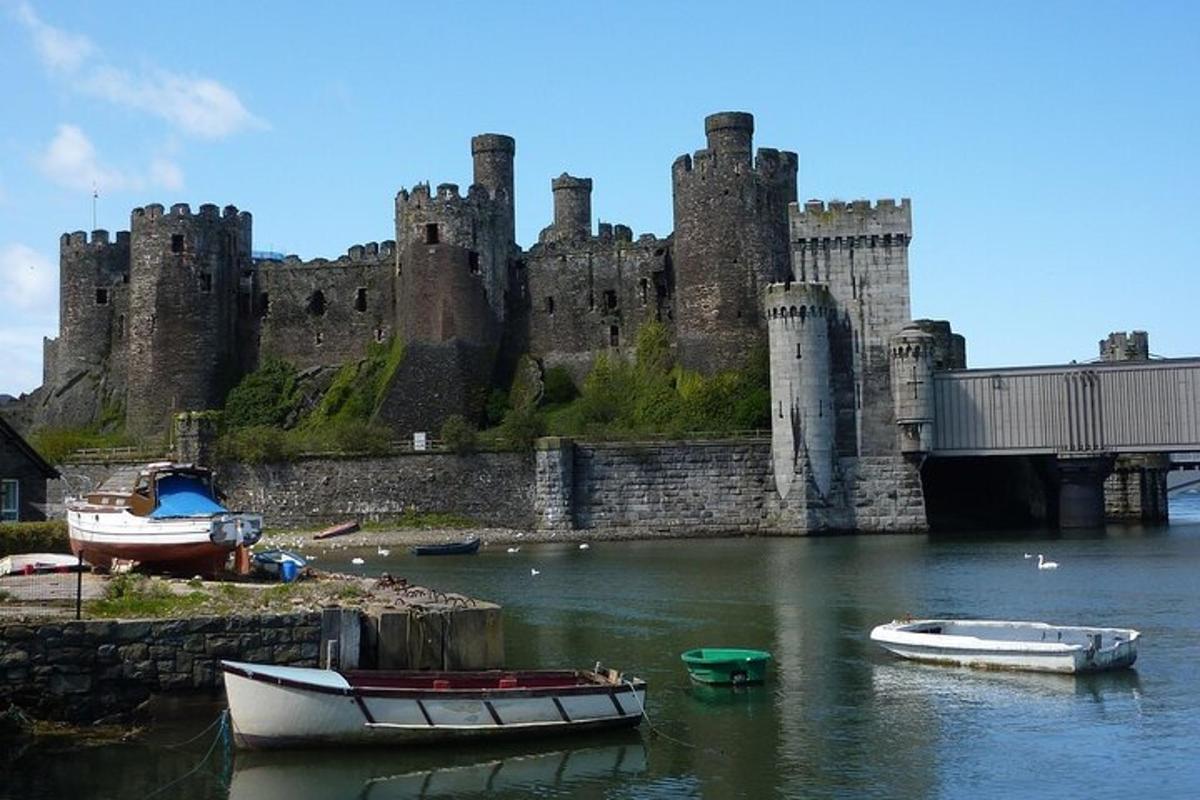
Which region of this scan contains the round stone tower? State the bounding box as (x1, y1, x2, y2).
(56, 229, 129, 382)
(471, 134, 515, 217)
(889, 324, 936, 454)
(551, 173, 593, 242)
(673, 112, 798, 374)
(766, 282, 836, 499)
(126, 203, 252, 437)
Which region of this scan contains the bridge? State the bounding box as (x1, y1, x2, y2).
(918, 358, 1200, 527)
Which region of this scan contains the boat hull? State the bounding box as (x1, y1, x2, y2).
(870, 619, 1139, 674)
(222, 662, 646, 749)
(68, 507, 259, 575)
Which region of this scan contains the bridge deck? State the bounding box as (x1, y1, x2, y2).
(931, 358, 1200, 456)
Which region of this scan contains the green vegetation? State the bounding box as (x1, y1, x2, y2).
(87, 574, 209, 618)
(0, 521, 70, 558)
(84, 573, 371, 618)
(222, 357, 300, 428)
(496, 322, 770, 442)
(440, 414, 478, 455)
(305, 337, 405, 427)
(28, 426, 136, 464)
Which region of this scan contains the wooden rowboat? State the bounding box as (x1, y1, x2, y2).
(869, 619, 1140, 673)
(221, 661, 647, 749)
(411, 537, 481, 556)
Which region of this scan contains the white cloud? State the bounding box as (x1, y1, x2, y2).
(0, 326, 53, 396)
(14, 3, 265, 140)
(36, 124, 185, 193)
(14, 1, 95, 73)
(0, 243, 56, 311)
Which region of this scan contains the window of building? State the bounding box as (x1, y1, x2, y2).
(307, 290, 327, 317)
(316, 331, 323, 345)
(796, 343, 802, 359)
(95, 287, 109, 305)
(588, 291, 595, 311)
(610, 325, 619, 347)
(355, 287, 367, 312)
(171, 234, 184, 253)
(545, 296, 555, 315)
(468, 251, 480, 274)
(1, 479, 18, 522)
(258, 292, 269, 317)
(425, 223, 439, 244)
(604, 290, 617, 311)
(639, 278, 648, 305)
(199, 273, 212, 292)
(117, 314, 126, 340)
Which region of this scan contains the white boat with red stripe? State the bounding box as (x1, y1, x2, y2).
(221, 660, 647, 749)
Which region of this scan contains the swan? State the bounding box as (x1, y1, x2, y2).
(377, 546, 391, 557)
(1023, 553, 1033, 559)
(1037, 554, 1059, 570)
(578, 543, 590, 550)
(351, 557, 365, 565)
(507, 547, 520, 554)
(530, 568, 540, 576)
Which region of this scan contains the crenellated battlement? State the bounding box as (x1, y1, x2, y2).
(131, 202, 251, 227)
(60, 229, 131, 249)
(791, 198, 912, 239)
(764, 281, 836, 321)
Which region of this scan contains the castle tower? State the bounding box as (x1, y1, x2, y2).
(889, 325, 936, 454)
(56, 229, 130, 384)
(549, 173, 592, 242)
(672, 112, 798, 374)
(791, 199, 913, 455)
(1100, 330, 1149, 362)
(125, 203, 252, 436)
(766, 282, 836, 500)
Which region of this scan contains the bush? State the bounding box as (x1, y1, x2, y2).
(499, 404, 545, 452)
(485, 389, 510, 425)
(0, 521, 70, 557)
(441, 415, 478, 455)
(542, 367, 579, 406)
(224, 358, 300, 429)
(214, 426, 297, 464)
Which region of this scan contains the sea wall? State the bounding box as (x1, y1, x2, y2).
(0, 612, 320, 722)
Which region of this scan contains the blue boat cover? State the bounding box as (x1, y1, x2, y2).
(149, 474, 228, 518)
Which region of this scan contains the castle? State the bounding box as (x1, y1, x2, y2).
(15, 111, 964, 483)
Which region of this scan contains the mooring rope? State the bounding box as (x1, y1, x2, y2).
(143, 709, 230, 799)
(623, 679, 698, 750)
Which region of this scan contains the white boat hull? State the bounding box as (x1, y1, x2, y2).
(222, 661, 647, 749)
(870, 619, 1139, 674)
(67, 506, 260, 574)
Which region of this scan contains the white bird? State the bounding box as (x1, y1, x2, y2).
(1023, 553, 1033, 559)
(507, 547, 520, 554)
(1037, 554, 1059, 570)
(351, 557, 365, 565)
(578, 543, 590, 550)
(530, 568, 540, 576)
(377, 546, 391, 557)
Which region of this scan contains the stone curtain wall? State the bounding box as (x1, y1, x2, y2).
(0, 613, 320, 722)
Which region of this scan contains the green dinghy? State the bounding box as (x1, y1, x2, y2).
(681, 648, 772, 685)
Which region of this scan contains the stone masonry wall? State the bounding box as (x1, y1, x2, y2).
(0, 613, 320, 722)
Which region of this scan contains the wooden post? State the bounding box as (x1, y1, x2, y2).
(233, 545, 251, 575)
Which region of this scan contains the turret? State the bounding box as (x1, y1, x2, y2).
(889, 325, 936, 454)
(672, 111, 798, 374)
(766, 282, 836, 499)
(471, 133, 515, 210)
(56, 229, 130, 383)
(550, 173, 592, 241)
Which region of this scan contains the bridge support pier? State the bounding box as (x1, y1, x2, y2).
(1057, 455, 1115, 528)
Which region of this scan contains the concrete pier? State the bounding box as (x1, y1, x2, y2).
(1057, 455, 1114, 528)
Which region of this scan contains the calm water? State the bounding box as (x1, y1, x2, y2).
(9, 495, 1200, 799)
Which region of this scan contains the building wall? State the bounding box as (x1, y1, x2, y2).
(257, 243, 396, 370)
(0, 443, 49, 521)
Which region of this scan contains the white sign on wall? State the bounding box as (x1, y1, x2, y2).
(413, 432, 428, 451)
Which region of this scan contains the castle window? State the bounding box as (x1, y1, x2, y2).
(604, 290, 617, 311)
(258, 292, 269, 317)
(375, 328, 385, 343)
(95, 287, 109, 305)
(117, 314, 125, 339)
(355, 287, 367, 312)
(171, 234, 184, 253)
(545, 296, 555, 315)
(199, 273, 212, 293)
(609, 325, 620, 347)
(306, 290, 327, 317)
(639, 278, 648, 305)
(425, 223, 439, 244)
(468, 251, 480, 274)
(796, 343, 802, 359)
(316, 331, 323, 345)
(588, 291, 594, 311)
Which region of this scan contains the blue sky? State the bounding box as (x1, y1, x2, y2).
(1, 1, 1197, 396)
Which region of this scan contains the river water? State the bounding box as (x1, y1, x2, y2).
(8, 495, 1200, 799)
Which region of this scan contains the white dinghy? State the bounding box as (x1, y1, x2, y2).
(869, 619, 1140, 674)
(221, 661, 646, 749)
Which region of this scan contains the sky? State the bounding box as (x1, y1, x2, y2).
(1, 0, 1197, 396)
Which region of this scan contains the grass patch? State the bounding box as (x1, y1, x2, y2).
(86, 575, 210, 619)
(361, 511, 477, 530)
(27, 427, 136, 464)
(0, 521, 70, 558)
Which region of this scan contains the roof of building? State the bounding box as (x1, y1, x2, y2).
(0, 415, 60, 479)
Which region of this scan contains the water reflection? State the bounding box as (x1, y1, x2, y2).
(870, 660, 1144, 705)
(227, 739, 646, 800)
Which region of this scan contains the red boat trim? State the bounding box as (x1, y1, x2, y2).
(483, 700, 503, 725)
(552, 696, 572, 722)
(352, 694, 376, 723)
(220, 663, 646, 704)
